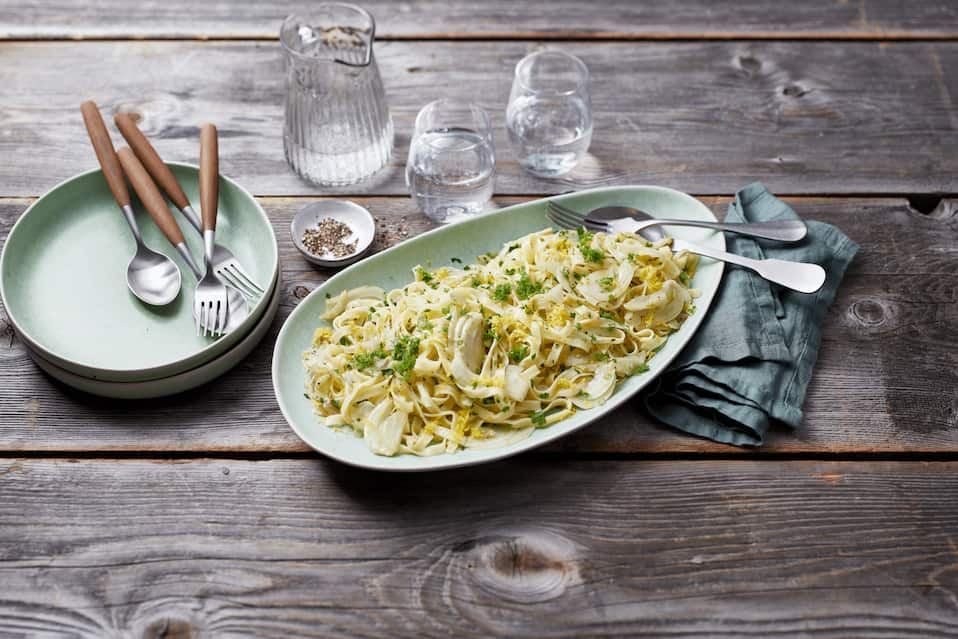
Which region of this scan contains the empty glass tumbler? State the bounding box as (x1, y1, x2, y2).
(506, 50, 592, 178)
(281, 4, 393, 186)
(406, 100, 495, 224)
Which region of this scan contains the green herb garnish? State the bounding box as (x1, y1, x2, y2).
(493, 283, 512, 301)
(516, 272, 543, 300)
(415, 266, 433, 283)
(577, 227, 605, 263)
(392, 335, 420, 379)
(508, 345, 529, 363)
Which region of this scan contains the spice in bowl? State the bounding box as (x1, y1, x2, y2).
(301, 218, 358, 259)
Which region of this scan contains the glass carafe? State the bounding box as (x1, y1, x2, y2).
(281, 4, 393, 186)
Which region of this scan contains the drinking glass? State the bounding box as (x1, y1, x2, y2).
(281, 4, 393, 186)
(405, 99, 495, 224)
(506, 50, 592, 178)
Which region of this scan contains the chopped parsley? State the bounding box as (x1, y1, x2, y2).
(592, 351, 610, 361)
(450, 257, 462, 264)
(471, 276, 482, 288)
(530, 407, 561, 426)
(516, 272, 543, 300)
(577, 227, 605, 263)
(508, 345, 529, 363)
(599, 276, 614, 291)
(504, 267, 517, 276)
(539, 392, 549, 399)
(493, 283, 512, 301)
(482, 397, 496, 405)
(508, 243, 520, 252)
(630, 363, 650, 375)
(599, 311, 615, 320)
(679, 271, 690, 284)
(415, 266, 433, 283)
(324, 292, 331, 299)
(392, 335, 420, 379)
(352, 347, 387, 371)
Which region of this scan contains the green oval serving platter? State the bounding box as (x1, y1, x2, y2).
(1, 163, 279, 382)
(273, 185, 726, 472)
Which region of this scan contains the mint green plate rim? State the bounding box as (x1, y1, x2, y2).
(273, 185, 726, 472)
(26, 270, 281, 400)
(0, 162, 279, 382)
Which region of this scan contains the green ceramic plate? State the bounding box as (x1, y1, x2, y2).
(27, 271, 281, 399)
(273, 186, 726, 472)
(1, 163, 278, 382)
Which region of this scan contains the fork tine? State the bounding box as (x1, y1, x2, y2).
(224, 263, 266, 296)
(219, 269, 259, 301)
(548, 199, 586, 221)
(215, 300, 225, 335)
(546, 208, 576, 230)
(547, 201, 584, 223)
(547, 203, 585, 230)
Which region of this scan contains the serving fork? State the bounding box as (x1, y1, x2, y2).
(546, 200, 826, 294)
(194, 124, 230, 336)
(547, 200, 807, 241)
(115, 113, 265, 303)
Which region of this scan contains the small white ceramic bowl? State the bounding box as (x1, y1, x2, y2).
(291, 200, 376, 268)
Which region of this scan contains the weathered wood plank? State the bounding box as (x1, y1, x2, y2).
(1, 41, 956, 197)
(1, 196, 956, 454)
(1, 458, 957, 637)
(3, 0, 957, 40)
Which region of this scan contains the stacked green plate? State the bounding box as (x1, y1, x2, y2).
(1, 163, 280, 399)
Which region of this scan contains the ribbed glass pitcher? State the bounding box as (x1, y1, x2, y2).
(281, 4, 393, 186)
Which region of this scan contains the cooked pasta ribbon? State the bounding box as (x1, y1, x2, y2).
(303, 228, 698, 457)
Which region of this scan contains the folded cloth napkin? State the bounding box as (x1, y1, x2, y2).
(643, 183, 859, 446)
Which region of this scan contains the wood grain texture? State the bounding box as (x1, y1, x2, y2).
(1, 458, 958, 637)
(1, 41, 957, 197)
(2, 0, 957, 40)
(1, 196, 956, 454)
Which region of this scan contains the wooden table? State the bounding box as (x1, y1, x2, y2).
(1, 2, 957, 636)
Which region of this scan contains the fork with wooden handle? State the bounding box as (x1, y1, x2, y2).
(114, 113, 265, 302)
(191, 124, 231, 337)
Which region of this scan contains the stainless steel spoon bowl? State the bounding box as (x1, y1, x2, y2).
(81, 101, 180, 306)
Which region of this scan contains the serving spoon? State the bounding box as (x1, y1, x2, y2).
(546, 201, 826, 293)
(80, 101, 180, 306)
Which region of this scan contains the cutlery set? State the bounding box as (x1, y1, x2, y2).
(546, 200, 827, 294)
(81, 101, 263, 336)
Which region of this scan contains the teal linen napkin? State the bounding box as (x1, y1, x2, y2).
(643, 183, 859, 446)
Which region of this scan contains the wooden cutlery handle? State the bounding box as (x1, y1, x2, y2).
(117, 146, 185, 245)
(199, 123, 218, 232)
(114, 113, 190, 211)
(80, 101, 130, 208)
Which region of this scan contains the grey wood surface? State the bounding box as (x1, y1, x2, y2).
(2, 196, 955, 454)
(1, 40, 957, 198)
(1, 458, 957, 638)
(3, 0, 958, 40)
(2, 2, 956, 632)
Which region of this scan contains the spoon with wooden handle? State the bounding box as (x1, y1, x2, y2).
(80, 100, 180, 306)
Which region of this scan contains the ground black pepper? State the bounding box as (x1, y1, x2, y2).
(302, 218, 358, 258)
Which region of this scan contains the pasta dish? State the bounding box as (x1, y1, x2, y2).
(303, 228, 698, 456)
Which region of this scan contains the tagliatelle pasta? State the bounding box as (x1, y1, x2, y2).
(302, 228, 699, 457)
